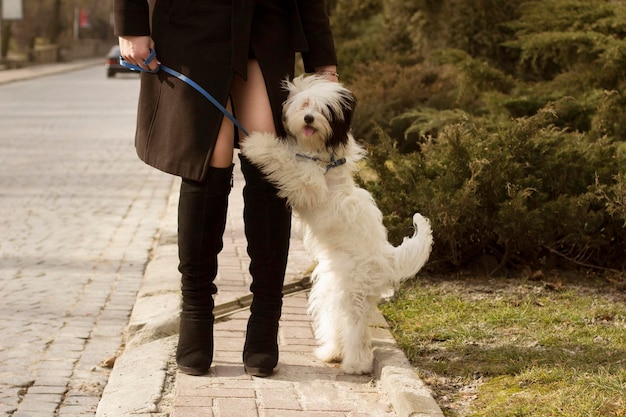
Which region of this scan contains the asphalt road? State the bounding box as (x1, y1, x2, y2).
(0, 65, 174, 416)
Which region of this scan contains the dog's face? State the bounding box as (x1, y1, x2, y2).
(282, 75, 356, 152)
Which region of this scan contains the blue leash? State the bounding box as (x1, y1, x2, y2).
(120, 49, 249, 136)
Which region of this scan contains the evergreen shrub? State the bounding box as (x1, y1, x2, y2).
(331, 0, 626, 273)
(360, 99, 626, 272)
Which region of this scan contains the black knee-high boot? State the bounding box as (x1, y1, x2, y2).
(176, 164, 233, 376)
(239, 154, 292, 377)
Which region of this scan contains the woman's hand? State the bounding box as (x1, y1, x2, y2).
(315, 66, 339, 82)
(118, 36, 159, 72)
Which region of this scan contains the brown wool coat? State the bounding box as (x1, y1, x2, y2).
(114, 0, 338, 181)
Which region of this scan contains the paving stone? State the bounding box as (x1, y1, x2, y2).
(171, 408, 214, 417)
(173, 395, 214, 407)
(261, 412, 344, 417)
(215, 398, 259, 417)
(12, 411, 54, 417)
(13, 393, 62, 411)
(258, 388, 302, 411)
(0, 63, 173, 416)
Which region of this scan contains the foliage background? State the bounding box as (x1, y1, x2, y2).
(2, 0, 114, 58)
(329, 0, 626, 274)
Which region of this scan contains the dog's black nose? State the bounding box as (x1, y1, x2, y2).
(304, 114, 314, 124)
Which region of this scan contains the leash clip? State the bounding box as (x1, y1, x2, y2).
(325, 155, 347, 173)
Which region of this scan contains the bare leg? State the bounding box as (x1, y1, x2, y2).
(209, 100, 235, 168)
(211, 58, 274, 164)
(231, 60, 276, 138)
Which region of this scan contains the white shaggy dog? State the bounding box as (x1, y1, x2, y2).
(241, 75, 433, 374)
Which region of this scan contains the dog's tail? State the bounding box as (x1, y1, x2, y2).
(391, 213, 433, 284)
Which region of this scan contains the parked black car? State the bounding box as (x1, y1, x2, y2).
(105, 45, 134, 78)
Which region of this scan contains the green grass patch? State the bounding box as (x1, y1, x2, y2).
(380, 274, 626, 416)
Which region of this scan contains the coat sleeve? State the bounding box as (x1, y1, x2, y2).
(295, 0, 338, 73)
(113, 0, 151, 36)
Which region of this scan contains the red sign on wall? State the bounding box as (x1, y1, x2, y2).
(79, 8, 91, 29)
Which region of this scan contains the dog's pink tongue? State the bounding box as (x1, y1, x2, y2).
(304, 126, 315, 137)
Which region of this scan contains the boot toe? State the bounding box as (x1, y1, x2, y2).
(178, 364, 210, 376)
(244, 364, 274, 377)
(243, 351, 277, 377)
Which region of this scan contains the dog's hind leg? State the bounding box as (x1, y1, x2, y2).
(339, 292, 375, 374)
(308, 267, 343, 363)
(313, 314, 343, 364)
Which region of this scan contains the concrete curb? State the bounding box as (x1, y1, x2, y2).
(95, 336, 176, 417)
(372, 311, 445, 417)
(96, 181, 180, 417)
(0, 58, 103, 85)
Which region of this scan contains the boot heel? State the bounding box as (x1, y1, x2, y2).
(176, 316, 214, 376)
(243, 298, 281, 377)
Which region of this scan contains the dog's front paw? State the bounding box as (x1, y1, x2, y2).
(240, 132, 281, 167)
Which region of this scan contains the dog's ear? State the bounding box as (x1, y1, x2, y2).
(284, 75, 306, 95)
(327, 89, 357, 149)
